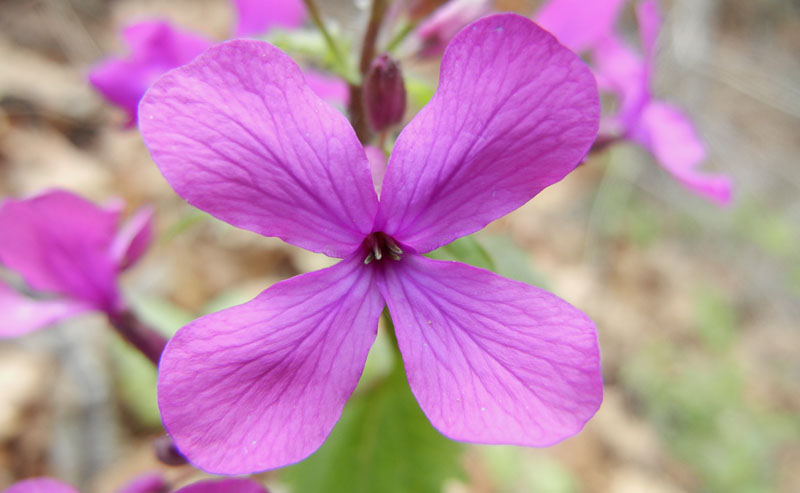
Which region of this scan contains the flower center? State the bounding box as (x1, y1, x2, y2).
(362, 232, 403, 264)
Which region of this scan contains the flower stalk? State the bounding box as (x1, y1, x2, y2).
(107, 309, 167, 366)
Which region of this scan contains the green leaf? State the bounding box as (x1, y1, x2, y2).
(283, 345, 463, 493)
(479, 234, 548, 288)
(428, 234, 548, 288)
(405, 75, 436, 110)
(427, 235, 494, 271)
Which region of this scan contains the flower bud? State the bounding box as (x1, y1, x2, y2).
(363, 54, 407, 133)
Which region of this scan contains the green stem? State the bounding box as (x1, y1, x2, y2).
(385, 19, 416, 53)
(302, 0, 346, 68)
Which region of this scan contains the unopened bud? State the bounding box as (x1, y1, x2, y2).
(154, 435, 188, 466)
(363, 54, 406, 133)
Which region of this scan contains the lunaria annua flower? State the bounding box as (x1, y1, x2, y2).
(4, 476, 267, 493)
(89, 0, 345, 126)
(537, 0, 732, 205)
(0, 190, 152, 337)
(140, 13, 603, 474)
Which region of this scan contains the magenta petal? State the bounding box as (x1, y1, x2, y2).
(375, 14, 599, 253)
(636, 101, 732, 205)
(414, 0, 492, 58)
(140, 40, 378, 257)
(378, 255, 602, 446)
(158, 256, 384, 474)
(117, 472, 168, 493)
(4, 478, 78, 493)
(110, 206, 154, 271)
(535, 0, 625, 53)
(175, 478, 268, 493)
(89, 20, 212, 125)
(0, 190, 120, 309)
(232, 0, 305, 38)
(364, 145, 387, 195)
(0, 281, 89, 338)
(637, 0, 662, 66)
(303, 69, 350, 106)
(592, 33, 648, 126)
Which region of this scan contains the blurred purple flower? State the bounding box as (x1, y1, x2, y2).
(4, 478, 77, 493)
(89, 0, 347, 125)
(414, 0, 492, 57)
(232, 0, 305, 38)
(3, 476, 266, 493)
(536, 0, 732, 205)
(89, 20, 213, 126)
(117, 472, 169, 493)
(0, 190, 152, 337)
(140, 14, 602, 474)
(173, 478, 267, 493)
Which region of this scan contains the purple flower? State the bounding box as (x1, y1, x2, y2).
(117, 472, 169, 493)
(0, 190, 152, 337)
(535, 0, 625, 53)
(414, 0, 492, 57)
(173, 478, 267, 493)
(89, 1, 345, 125)
(536, 0, 732, 205)
(89, 20, 213, 126)
(3, 478, 77, 493)
(232, 0, 305, 38)
(140, 14, 602, 474)
(3, 476, 266, 493)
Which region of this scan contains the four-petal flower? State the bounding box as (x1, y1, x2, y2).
(140, 13, 603, 474)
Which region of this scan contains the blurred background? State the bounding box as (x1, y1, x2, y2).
(1, 0, 799, 491)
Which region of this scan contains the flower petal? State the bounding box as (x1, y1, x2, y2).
(378, 255, 602, 446)
(158, 256, 384, 474)
(139, 40, 378, 257)
(89, 20, 211, 125)
(364, 145, 387, 195)
(175, 478, 268, 493)
(4, 478, 78, 493)
(110, 206, 154, 271)
(636, 101, 732, 205)
(0, 281, 89, 338)
(592, 33, 648, 127)
(0, 190, 120, 309)
(232, 0, 305, 38)
(117, 472, 168, 493)
(414, 0, 492, 58)
(303, 69, 350, 106)
(637, 0, 662, 66)
(535, 0, 625, 53)
(375, 14, 599, 253)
